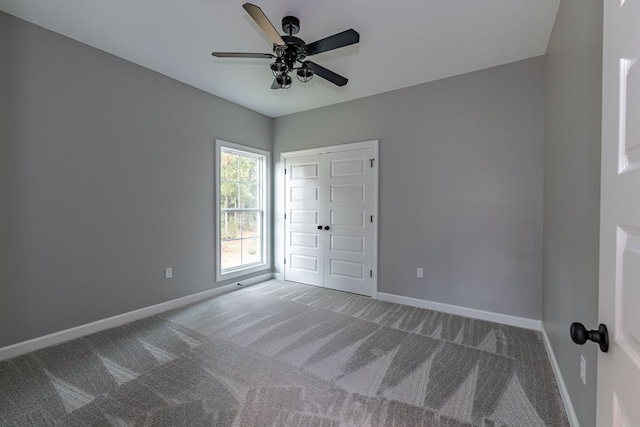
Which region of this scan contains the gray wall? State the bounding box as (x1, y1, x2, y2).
(274, 57, 545, 320)
(543, 1, 602, 426)
(0, 12, 272, 348)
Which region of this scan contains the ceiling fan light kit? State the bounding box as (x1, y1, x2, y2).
(211, 3, 360, 90)
(270, 59, 287, 75)
(276, 73, 292, 89)
(297, 64, 314, 83)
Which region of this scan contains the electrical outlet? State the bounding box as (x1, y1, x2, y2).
(417, 268, 424, 278)
(165, 268, 173, 279)
(580, 355, 586, 385)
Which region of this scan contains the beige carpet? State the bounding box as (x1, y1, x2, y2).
(0, 280, 568, 426)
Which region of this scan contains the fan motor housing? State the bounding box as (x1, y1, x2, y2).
(280, 35, 307, 64)
(282, 35, 305, 48)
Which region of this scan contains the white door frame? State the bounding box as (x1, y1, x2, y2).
(279, 140, 379, 299)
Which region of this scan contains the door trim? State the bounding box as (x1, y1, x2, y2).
(279, 140, 379, 299)
(541, 325, 579, 427)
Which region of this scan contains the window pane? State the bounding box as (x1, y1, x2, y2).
(242, 212, 260, 237)
(221, 239, 241, 270)
(220, 182, 238, 209)
(221, 152, 239, 181)
(240, 156, 259, 182)
(221, 212, 240, 240)
(217, 141, 268, 277)
(242, 238, 260, 265)
(239, 183, 259, 209)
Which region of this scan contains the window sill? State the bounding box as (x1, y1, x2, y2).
(217, 263, 269, 282)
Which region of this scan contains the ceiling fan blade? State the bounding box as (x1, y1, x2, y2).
(270, 79, 281, 89)
(305, 61, 348, 87)
(242, 3, 285, 47)
(304, 29, 359, 56)
(212, 52, 274, 58)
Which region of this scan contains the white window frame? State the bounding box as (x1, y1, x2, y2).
(215, 139, 270, 281)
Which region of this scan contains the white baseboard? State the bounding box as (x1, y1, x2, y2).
(376, 292, 542, 331)
(541, 325, 580, 427)
(0, 273, 274, 362)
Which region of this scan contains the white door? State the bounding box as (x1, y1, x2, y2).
(284, 154, 324, 287)
(284, 147, 376, 296)
(597, 0, 640, 425)
(324, 149, 375, 295)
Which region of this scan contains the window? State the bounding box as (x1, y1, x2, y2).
(215, 140, 270, 280)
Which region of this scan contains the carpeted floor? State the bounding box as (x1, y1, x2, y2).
(0, 280, 568, 426)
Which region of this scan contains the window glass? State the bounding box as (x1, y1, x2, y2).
(216, 141, 269, 279)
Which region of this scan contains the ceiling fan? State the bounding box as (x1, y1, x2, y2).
(212, 3, 360, 89)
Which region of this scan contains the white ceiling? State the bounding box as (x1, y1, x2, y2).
(0, 0, 560, 118)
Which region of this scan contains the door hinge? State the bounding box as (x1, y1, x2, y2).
(370, 159, 375, 168)
(284, 213, 287, 220)
(284, 168, 287, 175)
(370, 215, 373, 223)
(370, 270, 373, 278)
(284, 258, 286, 265)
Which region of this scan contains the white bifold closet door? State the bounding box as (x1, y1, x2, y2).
(285, 147, 375, 297)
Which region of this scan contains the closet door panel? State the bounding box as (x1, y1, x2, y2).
(284, 155, 324, 287)
(323, 148, 375, 296)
